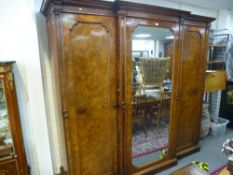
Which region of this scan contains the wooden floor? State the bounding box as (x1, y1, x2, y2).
(170, 164, 231, 175)
(170, 164, 206, 175)
(219, 167, 231, 175)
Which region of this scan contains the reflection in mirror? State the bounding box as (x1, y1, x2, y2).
(0, 80, 14, 159)
(131, 26, 174, 167)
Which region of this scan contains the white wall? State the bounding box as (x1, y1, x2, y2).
(217, 9, 233, 30)
(0, 0, 53, 174)
(156, 40, 166, 57)
(133, 40, 154, 57)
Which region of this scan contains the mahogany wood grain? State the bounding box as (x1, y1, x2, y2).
(0, 160, 19, 175)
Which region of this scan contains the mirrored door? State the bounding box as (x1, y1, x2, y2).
(131, 26, 174, 167)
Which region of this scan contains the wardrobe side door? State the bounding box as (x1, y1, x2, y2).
(62, 14, 118, 175)
(177, 24, 207, 156)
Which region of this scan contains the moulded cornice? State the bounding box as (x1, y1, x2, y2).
(182, 13, 215, 23)
(40, 0, 215, 23)
(0, 61, 16, 65)
(114, 0, 215, 23)
(114, 0, 190, 17)
(41, 0, 114, 16)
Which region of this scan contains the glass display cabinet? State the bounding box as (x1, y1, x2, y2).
(0, 62, 28, 175)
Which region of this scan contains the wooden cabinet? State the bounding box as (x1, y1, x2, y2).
(205, 70, 227, 92)
(0, 62, 28, 175)
(41, 0, 214, 174)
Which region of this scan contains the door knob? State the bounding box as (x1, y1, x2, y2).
(63, 109, 69, 119)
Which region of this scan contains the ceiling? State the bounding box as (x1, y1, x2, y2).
(105, 0, 233, 11)
(166, 0, 233, 11)
(36, 0, 233, 12)
(133, 26, 173, 40)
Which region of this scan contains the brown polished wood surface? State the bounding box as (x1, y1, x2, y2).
(41, 1, 214, 175)
(0, 63, 28, 175)
(62, 14, 118, 175)
(176, 25, 207, 156)
(164, 41, 174, 79)
(205, 70, 227, 92)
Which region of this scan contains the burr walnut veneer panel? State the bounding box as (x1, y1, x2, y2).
(176, 25, 208, 157)
(62, 14, 118, 175)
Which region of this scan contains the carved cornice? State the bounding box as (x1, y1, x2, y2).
(114, 0, 190, 17)
(114, 1, 215, 23)
(0, 61, 15, 73)
(0, 61, 15, 65)
(41, 0, 114, 17)
(40, 0, 216, 23)
(182, 14, 215, 23)
(40, 0, 54, 17)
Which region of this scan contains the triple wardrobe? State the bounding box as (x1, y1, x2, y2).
(41, 0, 214, 174)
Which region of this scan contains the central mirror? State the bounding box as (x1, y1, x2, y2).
(131, 26, 174, 167)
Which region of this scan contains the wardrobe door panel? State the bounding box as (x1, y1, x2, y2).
(177, 25, 207, 156)
(123, 17, 179, 174)
(62, 14, 118, 175)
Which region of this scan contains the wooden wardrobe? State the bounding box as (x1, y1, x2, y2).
(41, 0, 214, 175)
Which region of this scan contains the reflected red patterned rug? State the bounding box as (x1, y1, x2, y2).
(132, 128, 168, 158)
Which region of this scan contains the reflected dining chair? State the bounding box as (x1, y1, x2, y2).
(138, 57, 171, 130)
